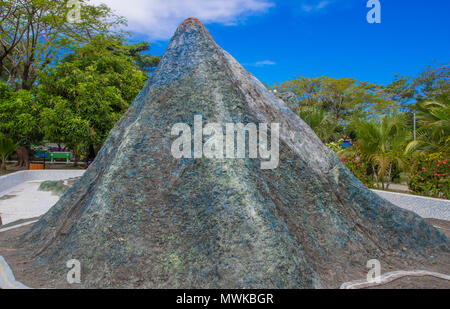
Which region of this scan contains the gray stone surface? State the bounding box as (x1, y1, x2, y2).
(22, 18, 449, 289)
(274, 91, 298, 114)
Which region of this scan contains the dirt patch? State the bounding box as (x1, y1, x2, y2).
(0, 195, 16, 201)
(0, 220, 449, 289)
(426, 219, 450, 238)
(0, 225, 54, 289)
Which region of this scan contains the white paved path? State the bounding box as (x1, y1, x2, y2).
(373, 190, 450, 220)
(0, 181, 59, 225)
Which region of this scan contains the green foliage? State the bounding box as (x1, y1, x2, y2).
(346, 115, 410, 189)
(375, 75, 415, 114)
(299, 107, 341, 143)
(0, 0, 125, 90)
(326, 139, 343, 153)
(407, 98, 450, 155)
(327, 140, 374, 188)
(0, 134, 16, 170)
(0, 82, 42, 146)
(37, 38, 147, 157)
(412, 64, 449, 102)
(408, 153, 449, 199)
(272, 76, 386, 122)
(123, 42, 161, 75)
(341, 152, 374, 188)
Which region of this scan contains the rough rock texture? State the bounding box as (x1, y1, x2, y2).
(23, 18, 449, 288)
(274, 91, 299, 114)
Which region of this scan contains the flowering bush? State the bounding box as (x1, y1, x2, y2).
(408, 153, 449, 199)
(341, 153, 374, 188)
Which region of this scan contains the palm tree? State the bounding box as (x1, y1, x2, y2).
(0, 135, 16, 170)
(346, 115, 410, 189)
(406, 99, 450, 156)
(299, 106, 341, 143)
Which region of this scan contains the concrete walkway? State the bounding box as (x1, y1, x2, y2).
(373, 190, 450, 220)
(0, 181, 60, 225)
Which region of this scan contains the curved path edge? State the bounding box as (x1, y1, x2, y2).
(0, 256, 32, 289)
(340, 270, 450, 289)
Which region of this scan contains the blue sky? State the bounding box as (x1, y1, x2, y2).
(99, 0, 450, 86)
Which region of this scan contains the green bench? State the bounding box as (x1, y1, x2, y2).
(50, 152, 71, 164)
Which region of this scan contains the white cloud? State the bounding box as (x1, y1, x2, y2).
(91, 0, 274, 40)
(254, 60, 276, 67)
(301, 1, 330, 12)
(244, 60, 276, 67)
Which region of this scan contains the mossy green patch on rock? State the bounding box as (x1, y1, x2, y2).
(38, 178, 80, 197)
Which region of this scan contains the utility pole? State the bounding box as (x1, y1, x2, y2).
(413, 112, 416, 141)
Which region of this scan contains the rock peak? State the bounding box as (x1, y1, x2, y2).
(22, 15, 449, 289)
(180, 17, 203, 26)
(177, 17, 210, 33)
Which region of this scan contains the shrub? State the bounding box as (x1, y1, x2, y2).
(408, 153, 449, 199)
(341, 153, 374, 188)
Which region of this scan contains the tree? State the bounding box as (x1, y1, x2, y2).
(299, 106, 341, 143)
(346, 115, 410, 189)
(272, 77, 322, 108)
(37, 37, 147, 159)
(319, 77, 368, 121)
(412, 64, 449, 103)
(0, 0, 125, 90)
(0, 134, 15, 170)
(273, 76, 385, 122)
(39, 97, 91, 164)
(406, 99, 450, 156)
(376, 75, 415, 114)
(0, 82, 41, 147)
(121, 42, 160, 75)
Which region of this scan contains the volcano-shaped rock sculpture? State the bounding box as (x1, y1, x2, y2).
(24, 18, 448, 288)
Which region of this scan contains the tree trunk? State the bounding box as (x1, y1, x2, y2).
(1, 155, 6, 170)
(15, 146, 29, 167)
(386, 163, 393, 190)
(88, 144, 96, 161)
(372, 166, 380, 189)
